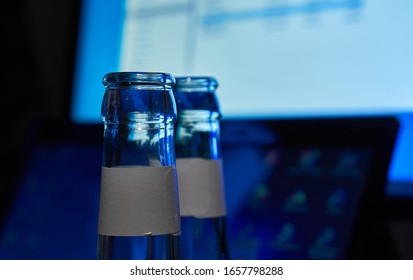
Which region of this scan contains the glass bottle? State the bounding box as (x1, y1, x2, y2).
(97, 72, 181, 260)
(173, 76, 229, 260)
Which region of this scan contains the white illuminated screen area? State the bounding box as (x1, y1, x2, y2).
(117, 0, 413, 117)
(71, 0, 413, 185)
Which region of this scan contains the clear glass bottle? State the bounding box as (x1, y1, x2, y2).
(97, 72, 181, 260)
(173, 76, 229, 260)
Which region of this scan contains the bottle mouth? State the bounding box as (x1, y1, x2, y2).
(103, 72, 176, 89)
(174, 76, 218, 92)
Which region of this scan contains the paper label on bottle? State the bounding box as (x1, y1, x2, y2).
(98, 166, 180, 236)
(176, 158, 227, 218)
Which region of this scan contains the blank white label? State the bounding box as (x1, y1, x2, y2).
(98, 166, 180, 236)
(176, 158, 227, 218)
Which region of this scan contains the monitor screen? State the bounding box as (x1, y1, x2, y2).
(69, 0, 413, 188)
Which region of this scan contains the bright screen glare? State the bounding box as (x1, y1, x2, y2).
(70, 0, 413, 184)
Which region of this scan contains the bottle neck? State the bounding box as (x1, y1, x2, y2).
(102, 121, 176, 167)
(177, 110, 221, 122)
(175, 110, 221, 160)
(101, 88, 177, 125)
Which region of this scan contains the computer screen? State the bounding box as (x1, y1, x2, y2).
(69, 0, 413, 190)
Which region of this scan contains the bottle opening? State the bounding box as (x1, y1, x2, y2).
(103, 72, 176, 89)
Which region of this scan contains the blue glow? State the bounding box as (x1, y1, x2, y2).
(388, 114, 413, 181)
(70, 0, 124, 123)
(203, 0, 363, 25)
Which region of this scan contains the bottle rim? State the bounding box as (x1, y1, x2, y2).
(103, 72, 176, 88)
(174, 76, 218, 91)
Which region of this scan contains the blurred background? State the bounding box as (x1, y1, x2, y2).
(1, 0, 413, 260)
(0, 0, 80, 243)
